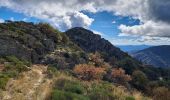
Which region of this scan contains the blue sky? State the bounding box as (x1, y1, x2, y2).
(0, 7, 141, 45)
(0, 7, 42, 23)
(0, 0, 170, 45)
(85, 11, 140, 42)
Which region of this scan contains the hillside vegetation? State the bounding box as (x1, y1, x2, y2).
(0, 21, 170, 100)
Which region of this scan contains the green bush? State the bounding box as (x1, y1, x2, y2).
(118, 57, 139, 74)
(4, 56, 29, 73)
(132, 70, 148, 90)
(126, 96, 135, 100)
(0, 58, 6, 64)
(0, 56, 31, 89)
(51, 90, 89, 100)
(47, 66, 59, 78)
(0, 74, 9, 89)
(54, 78, 85, 94)
(88, 82, 116, 100)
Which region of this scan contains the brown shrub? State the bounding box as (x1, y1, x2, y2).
(0, 64, 5, 72)
(111, 68, 132, 85)
(152, 87, 170, 100)
(88, 52, 111, 69)
(89, 52, 104, 66)
(73, 64, 106, 81)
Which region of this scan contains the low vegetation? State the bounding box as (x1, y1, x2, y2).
(73, 64, 106, 81)
(0, 56, 31, 89)
(48, 67, 150, 100)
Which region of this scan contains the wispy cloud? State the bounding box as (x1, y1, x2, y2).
(0, 18, 4, 23)
(92, 30, 103, 35)
(112, 21, 116, 24)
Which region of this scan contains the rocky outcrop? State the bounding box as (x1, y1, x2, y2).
(0, 37, 33, 61)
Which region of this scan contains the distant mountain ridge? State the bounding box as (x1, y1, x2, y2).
(117, 45, 151, 53)
(131, 45, 170, 68)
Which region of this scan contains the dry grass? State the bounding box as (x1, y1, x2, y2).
(0, 65, 54, 100)
(0, 65, 151, 100)
(0, 64, 4, 72)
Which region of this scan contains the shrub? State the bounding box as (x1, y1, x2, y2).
(4, 56, 29, 73)
(89, 52, 104, 66)
(0, 58, 6, 64)
(61, 33, 69, 44)
(0, 56, 31, 89)
(152, 87, 170, 100)
(126, 96, 135, 100)
(51, 77, 89, 100)
(38, 23, 62, 43)
(88, 83, 116, 100)
(47, 66, 58, 78)
(111, 68, 132, 85)
(118, 57, 139, 74)
(0, 74, 9, 89)
(73, 64, 106, 81)
(51, 90, 89, 100)
(54, 78, 85, 94)
(132, 70, 148, 90)
(88, 52, 111, 69)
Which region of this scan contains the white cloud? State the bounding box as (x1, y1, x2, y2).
(1, 0, 147, 30)
(110, 36, 170, 45)
(22, 18, 28, 21)
(119, 21, 170, 37)
(70, 12, 94, 29)
(113, 0, 170, 39)
(0, 0, 95, 30)
(112, 21, 116, 24)
(0, 18, 4, 23)
(10, 17, 14, 21)
(92, 30, 103, 35)
(0, 0, 170, 44)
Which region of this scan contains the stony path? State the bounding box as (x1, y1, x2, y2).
(0, 65, 53, 100)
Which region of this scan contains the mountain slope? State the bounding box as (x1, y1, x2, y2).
(66, 27, 130, 61)
(0, 22, 169, 99)
(131, 45, 170, 68)
(65, 27, 143, 74)
(0, 22, 88, 69)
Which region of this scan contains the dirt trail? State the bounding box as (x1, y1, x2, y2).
(0, 65, 53, 100)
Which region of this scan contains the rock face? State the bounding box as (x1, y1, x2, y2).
(0, 22, 66, 63)
(131, 45, 170, 68)
(66, 27, 129, 61)
(0, 37, 32, 61)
